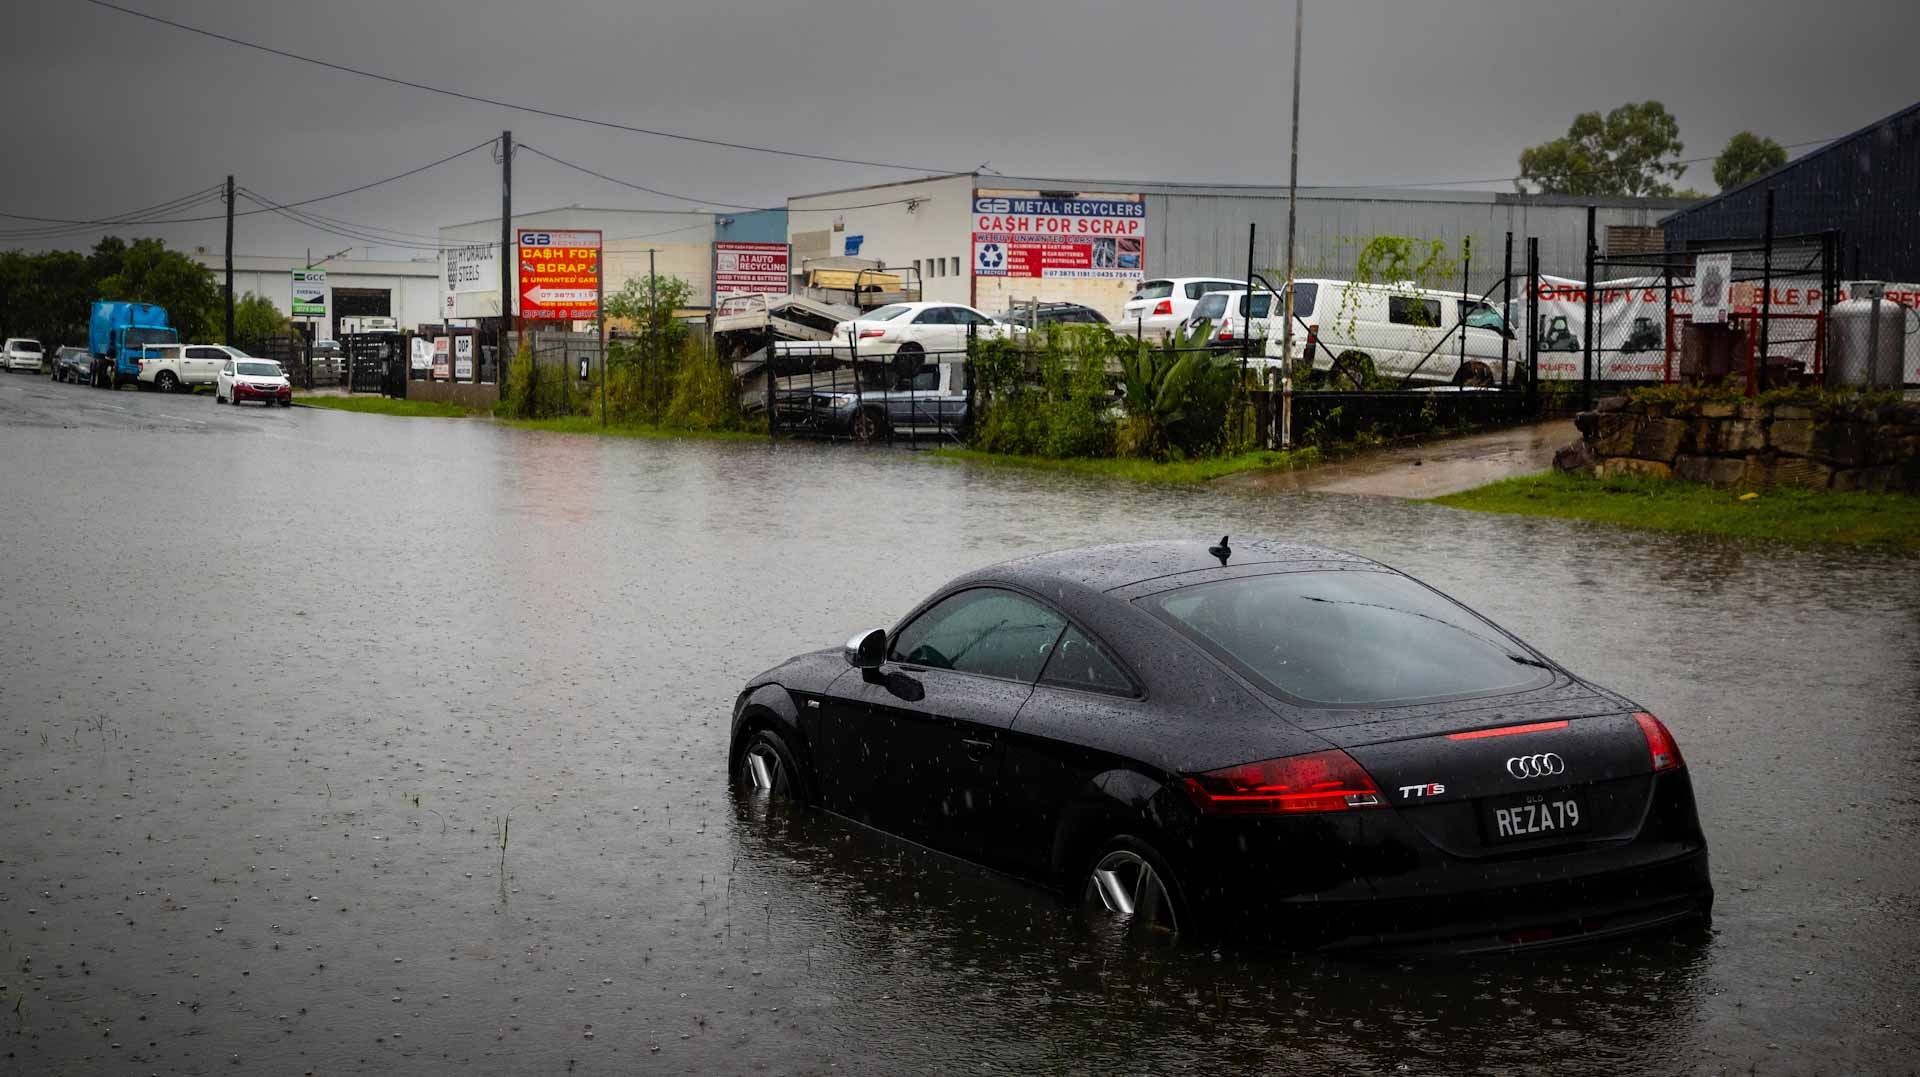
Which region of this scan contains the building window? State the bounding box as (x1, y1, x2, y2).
(949, 257, 960, 277)
(912, 259, 921, 278)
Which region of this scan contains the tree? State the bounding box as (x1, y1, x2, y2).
(231, 292, 288, 346)
(1518, 102, 1686, 197)
(1713, 132, 1787, 190)
(94, 238, 221, 343)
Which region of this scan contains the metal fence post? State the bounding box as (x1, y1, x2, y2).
(1500, 231, 1512, 388)
(1459, 235, 1471, 378)
(1582, 206, 1596, 410)
(1526, 236, 1540, 413)
(764, 305, 775, 439)
(1662, 264, 1675, 383)
(1758, 188, 1775, 393)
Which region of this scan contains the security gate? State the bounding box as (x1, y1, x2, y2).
(344, 333, 405, 396)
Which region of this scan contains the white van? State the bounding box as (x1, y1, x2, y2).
(1263, 278, 1521, 386)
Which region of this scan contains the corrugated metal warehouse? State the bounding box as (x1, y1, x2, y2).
(786, 173, 1694, 322)
(1662, 102, 1919, 281)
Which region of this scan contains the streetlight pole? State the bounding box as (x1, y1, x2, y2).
(1278, 0, 1303, 449)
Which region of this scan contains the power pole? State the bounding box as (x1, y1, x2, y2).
(224, 175, 235, 344)
(498, 130, 512, 387)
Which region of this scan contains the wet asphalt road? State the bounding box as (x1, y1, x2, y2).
(2, 371, 1917, 1076)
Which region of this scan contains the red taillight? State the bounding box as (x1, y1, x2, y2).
(1632, 711, 1683, 772)
(1152, 299, 1173, 316)
(1217, 328, 1233, 341)
(1306, 323, 1319, 344)
(1181, 749, 1384, 815)
(858, 328, 885, 339)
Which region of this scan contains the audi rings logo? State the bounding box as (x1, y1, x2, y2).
(1506, 753, 1566, 779)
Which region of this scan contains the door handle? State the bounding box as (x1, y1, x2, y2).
(961, 738, 993, 760)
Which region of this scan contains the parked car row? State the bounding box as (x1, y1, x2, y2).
(45, 347, 294, 406)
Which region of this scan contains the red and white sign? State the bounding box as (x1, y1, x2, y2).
(715, 242, 789, 310)
(971, 195, 1146, 281)
(518, 229, 601, 321)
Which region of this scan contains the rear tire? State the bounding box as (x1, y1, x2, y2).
(156, 371, 179, 393)
(1330, 351, 1376, 391)
(1081, 834, 1189, 944)
(1454, 361, 1495, 388)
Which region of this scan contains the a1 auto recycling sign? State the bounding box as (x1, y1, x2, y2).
(517, 229, 602, 321)
(971, 195, 1146, 280)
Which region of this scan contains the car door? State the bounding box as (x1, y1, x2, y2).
(907, 305, 961, 353)
(995, 624, 1147, 878)
(832, 587, 1066, 859)
(187, 346, 225, 383)
(217, 360, 233, 398)
(886, 357, 942, 430)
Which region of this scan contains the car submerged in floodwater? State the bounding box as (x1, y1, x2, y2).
(730, 538, 1712, 953)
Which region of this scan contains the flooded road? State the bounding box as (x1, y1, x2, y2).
(3, 374, 1917, 1075)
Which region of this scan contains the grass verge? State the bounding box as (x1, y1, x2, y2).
(496, 415, 765, 441)
(295, 395, 480, 418)
(932, 446, 1321, 484)
(1431, 470, 1920, 552)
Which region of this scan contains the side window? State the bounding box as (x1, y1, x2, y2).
(889, 588, 1066, 683)
(1185, 281, 1211, 300)
(952, 308, 991, 326)
(1462, 301, 1509, 334)
(913, 307, 952, 325)
(1040, 625, 1135, 696)
(1388, 296, 1443, 327)
(1290, 283, 1318, 319)
(1245, 294, 1274, 319)
(909, 366, 940, 391)
(222, 362, 233, 376)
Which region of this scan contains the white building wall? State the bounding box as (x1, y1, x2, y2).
(192, 255, 442, 335)
(787, 174, 976, 305)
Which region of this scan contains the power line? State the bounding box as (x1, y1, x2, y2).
(518, 144, 764, 211)
(235, 191, 466, 252)
(81, 0, 959, 175)
(0, 185, 226, 239)
(0, 138, 496, 246)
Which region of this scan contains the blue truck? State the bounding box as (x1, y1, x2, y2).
(88, 301, 178, 388)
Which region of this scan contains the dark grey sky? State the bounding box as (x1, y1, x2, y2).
(3, 0, 1913, 259)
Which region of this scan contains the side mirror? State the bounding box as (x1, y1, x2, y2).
(843, 628, 887, 670)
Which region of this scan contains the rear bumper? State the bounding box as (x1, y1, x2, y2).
(1291, 850, 1712, 954)
(1171, 768, 1713, 954)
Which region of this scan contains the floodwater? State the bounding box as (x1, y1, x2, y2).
(2, 374, 1916, 1075)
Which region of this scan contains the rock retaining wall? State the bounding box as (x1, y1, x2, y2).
(1557, 397, 1920, 493)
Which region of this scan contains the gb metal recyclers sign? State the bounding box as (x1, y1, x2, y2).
(517, 229, 602, 321)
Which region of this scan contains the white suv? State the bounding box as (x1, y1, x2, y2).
(3, 338, 44, 372)
(1119, 278, 1243, 341)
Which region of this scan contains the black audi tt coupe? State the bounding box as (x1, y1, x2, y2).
(729, 539, 1712, 952)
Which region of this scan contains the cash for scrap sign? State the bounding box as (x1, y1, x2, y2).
(1529, 277, 1920, 382)
(518, 229, 602, 321)
(971, 196, 1146, 280)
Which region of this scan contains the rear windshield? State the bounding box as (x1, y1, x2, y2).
(237, 362, 282, 377)
(862, 305, 910, 322)
(1142, 570, 1545, 705)
(1192, 294, 1229, 320)
(1132, 281, 1174, 301)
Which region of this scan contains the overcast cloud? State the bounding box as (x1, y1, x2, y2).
(2, 0, 1914, 259)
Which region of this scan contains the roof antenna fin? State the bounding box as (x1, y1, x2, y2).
(1208, 535, 1232, 565)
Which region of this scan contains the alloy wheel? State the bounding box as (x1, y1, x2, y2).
(1084, 849, 1180, 938)
(739, 739, 787, 796)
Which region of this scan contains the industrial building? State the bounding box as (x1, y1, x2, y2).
(189, 253, 442, 340)
(1663, 101, 1919, 281)
(785, 173, 1696, 323)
